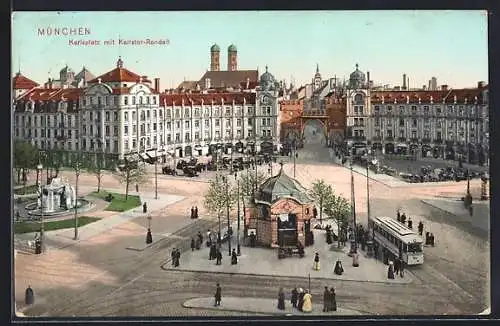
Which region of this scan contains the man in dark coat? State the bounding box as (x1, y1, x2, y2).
(330, 288, 337, 311)
(407, 218, 413, 229)
(277, 288, 285, 310)
(387, 262, 395, 279)
(430, 233, 435, 246)
(401, 213, 407, 224)
(418, 221, 424, 236)
(216, 249, 222, 265)
(171, 248, 176, 266)
(394, 258, 400, 276)
(326, 229, 332, 244)
(425, 232, 430, 245)
(190, 207, 195, 219)
(400, 260, 405, 278)
(214, 283, 222, 306)
(209, 244, 216, 260)
(231, 249, 238, 265)
(396, 210, 401, 222)
(174, 249, 180, 267)
(194, 206, 199, 219)
(191, 238, 195, 251)
(298, 289, 305, 311)
(291, 288, 298, 308)
(323, 286, 330, 312)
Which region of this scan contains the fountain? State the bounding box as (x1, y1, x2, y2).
(25, 177, 92, 218)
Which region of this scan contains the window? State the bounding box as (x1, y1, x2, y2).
(375, 118, 380, 126)
(436, 121, 442, 128)
(185, 121, 190, 128)
(215, 119, 220, 127)
(184, 108, 190, 117)
(387, 106, 392, 111)
(147, 110, 150, 119)
(153, 97, 156, 104)
(436, 131, 442, 140)
(176, 121, 180, 129)
(132, 139, 136, 149)
(412, 131, 417, 139)
(399, 118, 404, 126)
(226, 119, 231, 127)
(411, 106, 417, 113)
(423, 106, 429, 115)
(225, 108, 231, 116)
(113, 126, 118, 136)
(412, 119, 417, 127)
(194, 108, 200, 116)
(153, 123, 157, 131)
(113, 112, 118, 121)
(248, 118, 253, 126)
(132, 96, 136, 105)
(424, 131, 430, 139)
(387, 130, 392, 137)
(105, 112, 110, 121)
(124, 112, 129, 121)
(146, 96, 150, 105)
(374, 105, 380, 112)
(399, 130, 404, 138)
(194, 120, 199, 128)
(114, 140, 118, 152)
(124, 125, 129, 136)
(132, 111, 136, 121)
(204, 120, 209, 127)
(236, 119, 241, 127)
(386, 119, 392, 126)
(175, 133, 180, 141)
(195, 132, 199, 140)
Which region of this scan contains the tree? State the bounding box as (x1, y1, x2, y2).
(324, 192, 351, 248)
(13, 140, 38, 187)
(204, 174, 237, 236)
(87, 152, 105, 193)
(238, 170, 267, 197)
(115, 162, 148, 200)
(308, 179, 334, 223)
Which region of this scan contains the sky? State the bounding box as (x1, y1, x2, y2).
(12, 11, 488, 90)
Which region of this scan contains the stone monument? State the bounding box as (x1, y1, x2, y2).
(37, 177, 76, 213)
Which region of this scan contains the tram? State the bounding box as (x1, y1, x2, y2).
(368, 216, 424, 265)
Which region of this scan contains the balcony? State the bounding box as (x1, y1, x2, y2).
(385, 136, 394, 141)
(397, 137, 406, 142)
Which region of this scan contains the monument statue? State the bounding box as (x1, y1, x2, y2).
(37, 178, 77, 213)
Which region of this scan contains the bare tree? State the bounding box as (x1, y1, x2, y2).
(204, 175, 237, 235)
(238, 170, 267, 197)
(87, 152, 105, 193)
(115, 162, 148, 200)
(324, 192, 351, 248)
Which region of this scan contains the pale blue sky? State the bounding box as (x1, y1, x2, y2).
(12, 11, 488, 90)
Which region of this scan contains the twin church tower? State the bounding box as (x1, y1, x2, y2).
(210, 44, 238, 72)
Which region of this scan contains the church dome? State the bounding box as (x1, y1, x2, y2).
(60, 65, 73, 74)
(349, 63, 366, 89)
(210, 44, 220, 52)
(228, 44, 237, 52)
(260, 66, 276, 90)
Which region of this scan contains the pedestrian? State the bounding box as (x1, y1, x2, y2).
(352, 252, 359, 267)
(407, 218, 413, 229)
(209, 244, 216, 260)
(277, 288, 285, 310)
(396, 210, 401, 222)
(387, 261, 395, 279)
(313, 252, 320, 271)
(25, 285, 34, 305)
(214, 283, 222, 306)
(430, 233, 435, 247)
(291, 288, 298, 308)
(207, 229, 212, 247)
(394, 258, 400, 276)
(297, 288, 304, 311)
(197, 231, 203, 245)
(216, 249, 222, 265)
(323, 286, 330, 312)
(175, 249, 181, 267)
(142, 202, 147, 213)
(330, 288, 337, 311)
(194, 206, 199, 219)
(302, 290, 312, 313)
(171, 248, 176, 266)
(231, 249, 238, 265)
(401, 213, 407, 224)
(191, 238, 195, 251)
(425, 232, 430, 245)
(334, 259, 344, 275)
(190, 207, 195, 219)
(326, 229, 332, 244)
(400, 260, 405, 278)
(418, 221, 424, 236)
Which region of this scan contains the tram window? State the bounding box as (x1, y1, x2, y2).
(407, 243, 422, 253)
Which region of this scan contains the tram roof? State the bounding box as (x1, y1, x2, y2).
(371, 216, 423, 243)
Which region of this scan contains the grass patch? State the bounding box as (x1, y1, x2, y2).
(14, 216, 101, 234)
(88, 190, 142, 212)
(13, 184, 39, 195)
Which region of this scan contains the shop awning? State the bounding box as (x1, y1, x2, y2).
(146, 150, 157, 158)
(139, 153, 149, 160)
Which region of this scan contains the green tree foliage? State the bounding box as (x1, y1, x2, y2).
(115, 162, 148, 200)
(323, 192, 351, 248)
(13, 140, 38, 186)
(237, 170, 267, 197)
(204, 174, 237, 224)
(308, 179, 334, 223)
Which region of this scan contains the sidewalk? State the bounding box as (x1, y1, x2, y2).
(183, 296, 363, 316)
(164, 228, 413, 284)
(14, 187, 185, 252)
(421, 198, 489, 234)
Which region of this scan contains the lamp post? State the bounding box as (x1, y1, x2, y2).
(365, 154, 371, 224)
(154, 147, 158, 200)
(348, 158, 358, 256)
(36, 163, 44, 252)
(222, 175, 231, 256)
(293, 139, 297, 178)
(74, 162, 81, 240)
(236, 176, 241, 255)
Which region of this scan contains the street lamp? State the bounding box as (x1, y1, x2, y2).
(222, 175, 232, 256)
(36, 163, 45, 253)
(154, 147, 158, 200)
(348, 158, 358, 256)
(236, 173, 241, 255)
(365, 154, 371, 224)
(74, 162, 81, 240)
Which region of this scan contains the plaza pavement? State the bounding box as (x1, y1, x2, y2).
(182, 296, 363, 316)
(163, 228, 413, 284)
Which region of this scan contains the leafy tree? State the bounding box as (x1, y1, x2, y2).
(324, 192, 351, 248)
(204, 174, 237, 236)
(115, 162, 148, 200)
(237, 169, 267, 197)
(87, 152, 106, 193)
(13, 140, 38, 187)
(308, 179, 334, 223)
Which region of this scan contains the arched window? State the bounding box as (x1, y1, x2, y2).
(354, 93, 364, 104)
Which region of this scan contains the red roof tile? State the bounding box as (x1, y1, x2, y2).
(13, 73, 39, 89)
(159, 92, 256, 106)
(89, 67, 151, 83)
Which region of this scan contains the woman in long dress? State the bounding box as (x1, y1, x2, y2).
(302, 290, 313, 313)
(313, 253, 320, 271)
(277, 288, 285, 310)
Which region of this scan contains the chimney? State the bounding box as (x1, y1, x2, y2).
(441, 85, 448, 91)
(154, 78, 160, 93)
(366, 71, 370, 88)
(402, 74, 407, 90)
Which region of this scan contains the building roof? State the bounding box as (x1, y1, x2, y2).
(89, 67, 151, 84)
(199, 70, 258, 89)
(370, 87, 488, 104)
(159, 92, 256, 106)
(13, 72, 39, 89)
(18, 88, 83, 102)
(177, 80, 199, 90)
(257, 165, 311, 204)
(228, 44, 237, 52)
(211, 44, 220, 52)
(74, 67, 95, 82)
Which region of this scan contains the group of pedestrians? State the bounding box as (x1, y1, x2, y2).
(289, 288, 312, 312)
(190, 232, 204, 251)
(190, 206, 199, 219)
(396, 210, 436, 246)
(387, 257, 405, 279)
(310, 251, 347, 276)
(171, 248, 181, 267)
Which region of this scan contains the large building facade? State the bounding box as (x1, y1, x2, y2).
(12, 58, 282, 167)
(344, 64, 489, 165)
